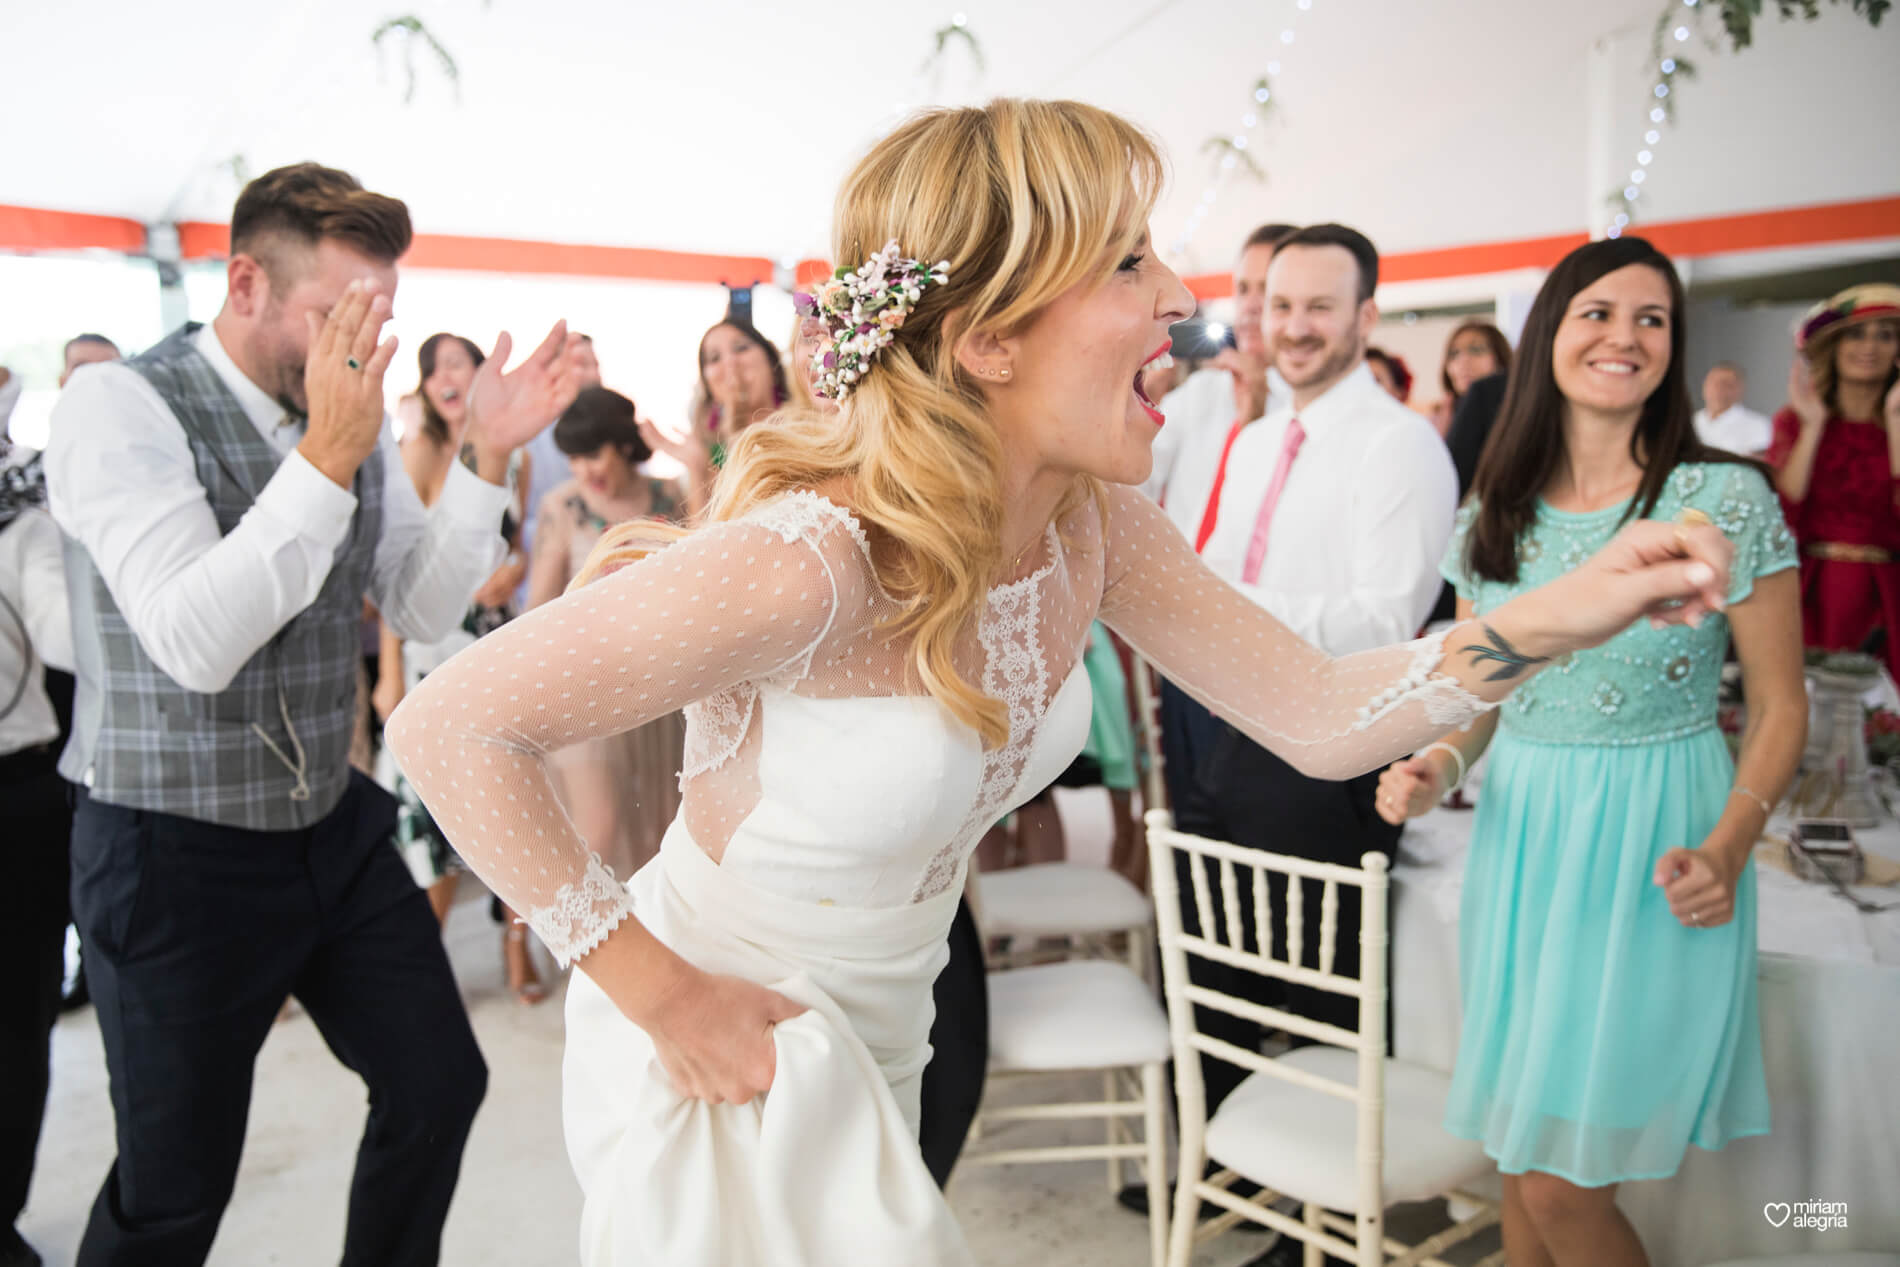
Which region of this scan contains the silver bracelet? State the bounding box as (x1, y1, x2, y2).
(1422, 742, 1467, 791)
(1730, 785, 1773, 818)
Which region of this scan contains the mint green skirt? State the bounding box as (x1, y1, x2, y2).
(1445, 727, 1771, 1185)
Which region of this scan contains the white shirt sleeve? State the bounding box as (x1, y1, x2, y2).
(14, 510, 73, 673)
(1140, 371, 1221, 504)
(44, 364, 359, 695)
(1238, 422, 1458, 655)
(1141, 398, 1187, 504)
(363, 428, 511, 642)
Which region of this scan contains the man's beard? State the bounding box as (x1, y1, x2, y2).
(1275, 332, 1362, 392)
(249, 323, 309, 419)
(272, 377, 306, 420)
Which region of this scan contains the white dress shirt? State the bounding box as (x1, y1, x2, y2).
(46, 323, 510, 695)
(1693, 403, 1773, 454)
(1199, 362, 1458, 657)
(0, 507, 73, 757)
(1141, 366, 1285, 547)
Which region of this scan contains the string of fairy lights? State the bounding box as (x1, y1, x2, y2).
(1607, 0, 1705, 238)
(1168, 0, 1316, 264)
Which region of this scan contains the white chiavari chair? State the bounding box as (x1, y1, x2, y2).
(1147, 810, 1502, 1267)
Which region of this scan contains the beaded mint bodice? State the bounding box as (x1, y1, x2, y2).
(1443, 462, 1796, 747)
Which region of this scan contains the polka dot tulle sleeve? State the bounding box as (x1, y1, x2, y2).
(1096, 482, 1493, 779)
(383, 512, 851, 964)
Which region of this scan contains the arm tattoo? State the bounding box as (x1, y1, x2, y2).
(1459, 623, 1551, 682)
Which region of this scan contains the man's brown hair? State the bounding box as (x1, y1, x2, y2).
(230, 162, 412, 282)
(1243, 222, 1297, 252)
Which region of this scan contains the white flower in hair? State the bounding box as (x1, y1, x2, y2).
(793, 240, 952, 401)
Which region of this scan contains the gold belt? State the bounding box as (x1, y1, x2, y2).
(1806, 542, 1896, 564)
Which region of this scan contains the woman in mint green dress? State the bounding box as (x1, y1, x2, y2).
(1378, 237, 1807, 1267)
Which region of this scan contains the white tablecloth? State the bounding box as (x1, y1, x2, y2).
(1392, 811, 1900, 1264)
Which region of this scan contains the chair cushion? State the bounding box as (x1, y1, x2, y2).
(1203, 1045, 1492, 1213)
(980, 862, 1153, 937)
(987, 960, 1171, 1071)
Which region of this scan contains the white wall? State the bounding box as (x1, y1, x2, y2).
(1166, 2, 1900, 273)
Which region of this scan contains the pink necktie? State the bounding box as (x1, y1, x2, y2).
(1240, 418, 1305, 584)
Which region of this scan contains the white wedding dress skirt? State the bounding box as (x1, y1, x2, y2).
(563, 821, 975, 1267)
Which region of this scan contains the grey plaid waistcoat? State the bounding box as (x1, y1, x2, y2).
(60, 323, 384, 830)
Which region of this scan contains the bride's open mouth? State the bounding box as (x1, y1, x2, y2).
(1134, 342, 1173, 424)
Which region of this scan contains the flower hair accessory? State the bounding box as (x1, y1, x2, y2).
(794, 240, 950, 401)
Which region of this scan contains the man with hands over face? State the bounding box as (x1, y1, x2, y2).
(44, 163, 586, 1267)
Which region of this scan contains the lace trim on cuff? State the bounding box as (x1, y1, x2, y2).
(525, 852, 637, 967)
(1352, 631, 1496, 732)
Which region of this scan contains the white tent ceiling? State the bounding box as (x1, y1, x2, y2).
(6, 0, 1895, 276)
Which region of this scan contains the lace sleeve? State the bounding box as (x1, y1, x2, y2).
(1096, 482, 1494, 781)
(383, 508, 850, 964)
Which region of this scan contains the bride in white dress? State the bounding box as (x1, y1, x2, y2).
(385, 99, 1734, 1267)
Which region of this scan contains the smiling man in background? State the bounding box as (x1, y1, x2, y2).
(1179, 226, 1457, 1232)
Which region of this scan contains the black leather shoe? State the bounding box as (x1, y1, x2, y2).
(1, 1228, 44, 1267)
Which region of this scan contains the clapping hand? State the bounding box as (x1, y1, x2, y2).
(638, 414, 712, 474)
(1654, 845, 1738, 929)
(1787, 357, 1828, 431)
(464, 321, 590, 459)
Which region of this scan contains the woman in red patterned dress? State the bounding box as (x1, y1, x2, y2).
(1767, 284, 1900, 672)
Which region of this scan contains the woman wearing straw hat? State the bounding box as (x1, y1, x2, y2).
(1769, 283, 1900, 675)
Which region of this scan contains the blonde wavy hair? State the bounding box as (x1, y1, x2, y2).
(784, 313, 827, 415)
(574, 98, 1164, 744)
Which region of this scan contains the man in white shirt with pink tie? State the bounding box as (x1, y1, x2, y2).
(1173, 224, 1457, 1157)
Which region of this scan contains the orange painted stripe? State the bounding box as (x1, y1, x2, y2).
(1640, 196, 1900, 259)
(8, 195, 1896, 288)
(1184, 195, 1900, 298)
(1185, 273, 1231, 302)
(179, 221, 780, 287)
(0, 203, 144, 252)
(175, 221, 227, 259)
(1379, 231, 1591, 284)
(403, 235, 777, 286)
